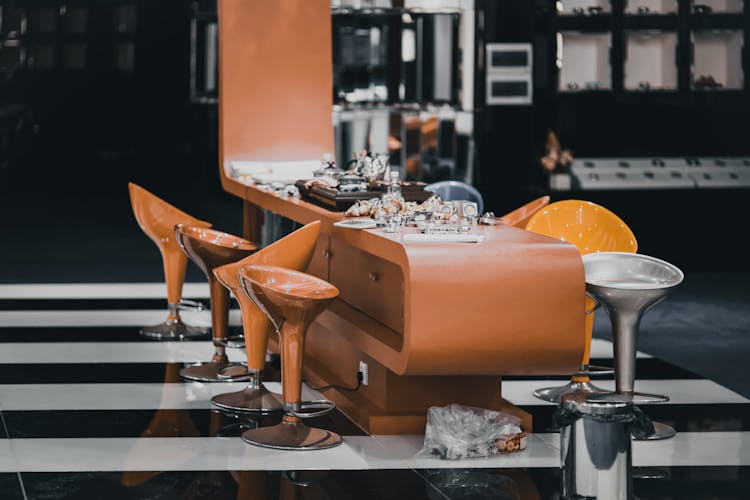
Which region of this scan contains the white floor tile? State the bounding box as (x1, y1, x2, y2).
(0, 283, 210, 299)
(0, 382, 322, 411)
(0, 440, 16, 472)
(3, 431, 749, 472)
(633, 431, 750, 467)
(364, 434, 561, 469)
(0, 309, 242, 328)
(502, 379, 749, 406)
(9, 437, 370, 472)
(0, 342, 246, 364)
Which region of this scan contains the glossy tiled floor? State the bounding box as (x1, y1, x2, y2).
(0, 285, 749, 499)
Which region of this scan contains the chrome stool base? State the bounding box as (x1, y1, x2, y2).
(636, 421, 676, 441)
(211, 386, 283, 414)
(534, 380, 612, 404)
(179, 361, 248, 382)
(140, 319, 209, 340)
(588, 391, 669, 405)
(241, 420, 342, 451)
(587, 391, 675, 441)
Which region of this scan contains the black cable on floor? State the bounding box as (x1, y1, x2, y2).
(305, 371, 363, 392)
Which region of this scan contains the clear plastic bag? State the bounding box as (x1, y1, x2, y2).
(417, 404, 524, 460)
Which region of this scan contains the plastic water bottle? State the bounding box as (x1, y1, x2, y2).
(385, 170, 404, 204)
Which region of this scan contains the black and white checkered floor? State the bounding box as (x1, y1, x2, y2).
(0, 283, 748, 499)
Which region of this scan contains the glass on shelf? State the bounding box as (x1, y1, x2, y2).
(624, 31, 678, 91)
(625, 0, 678, 15)
(691, 30, 744, 90)
(557, 32, 612, 92)
(557, 0, 611, 16)
(691, 0, 744, 14)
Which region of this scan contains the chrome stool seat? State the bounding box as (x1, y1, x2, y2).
(527, 200, 638, 404)
(583, 251, 684, 440)
(175, 225, 257, 381)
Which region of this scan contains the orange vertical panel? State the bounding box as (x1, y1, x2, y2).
(218, 0, 334, 173)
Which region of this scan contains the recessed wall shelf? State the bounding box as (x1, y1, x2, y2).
(691, 0, 744, 14)
(558, 0, 612, 16)
(557, 31, 612, 92)
(624, 30, 678, 91)
(626, 0, 678, 15)
(691, 29, 744, 90)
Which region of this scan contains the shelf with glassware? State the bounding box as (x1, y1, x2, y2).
(330, 2, 476, 184)
(0, 3, 137, 73)
(543, 0, 747, 95)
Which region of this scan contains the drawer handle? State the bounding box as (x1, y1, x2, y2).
(369, 272, 379, 282)
(324, 250, 331, 258)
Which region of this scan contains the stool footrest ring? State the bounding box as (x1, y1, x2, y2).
(285, 400, 336, 419)
(575, 364, 615, 377)
(214, 335, 246, 349)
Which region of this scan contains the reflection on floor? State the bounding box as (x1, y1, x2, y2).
(0, 288, 749, 499)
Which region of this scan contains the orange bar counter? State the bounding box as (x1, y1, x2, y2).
(217, 0, 584, 433)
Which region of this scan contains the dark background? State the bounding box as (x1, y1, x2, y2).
(0, 0, 749, 281)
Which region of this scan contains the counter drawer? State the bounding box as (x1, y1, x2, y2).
(329, 238, 404, 334)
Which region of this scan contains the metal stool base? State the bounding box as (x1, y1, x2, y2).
(140, 319, 209, 340)
(633, 421, 676, 441)
(587, 391, 670, 405)
(533, 380, 612, 403)
(211, 386, 283, 414)
(241, 420, 342, 450)
(179, 361, 248, 382)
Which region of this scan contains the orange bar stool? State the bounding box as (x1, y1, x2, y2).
(128, 182, 212, 340)
(525, 199, 638, 403)
(239, 265, 342, 450)
(211, 221, 321, 414)
(175, 225, 257, 381)
(497, 195, 550, 228)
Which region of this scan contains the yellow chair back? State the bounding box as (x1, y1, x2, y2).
(525, 199, 637, 255)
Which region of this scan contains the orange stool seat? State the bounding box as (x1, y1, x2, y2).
(211, 221, 321, 414)
(239, 265, 341, 450)
(525, 199, 637, 403)
(175, 225, 257, 382)
(128, 182, 212, 340)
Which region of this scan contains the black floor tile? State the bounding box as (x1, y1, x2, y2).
(0, 299, 178, 311)
(20, 469, 439, 500)
(3, 407, 366, 439)
(0, 326, 246, 343)
(0, 359, 280, 384)
(0, 327, 153, 343)
(0, 473, 24, 500)
(0, 363, 177, 384)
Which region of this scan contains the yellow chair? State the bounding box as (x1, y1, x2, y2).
(525, 199, 637, 402)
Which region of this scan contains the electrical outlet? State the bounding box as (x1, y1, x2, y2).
(358, 361, 369, 386)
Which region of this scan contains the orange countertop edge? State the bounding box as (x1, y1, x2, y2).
(225, 179, 586, 378)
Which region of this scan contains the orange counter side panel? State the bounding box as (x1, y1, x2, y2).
(217, 0, 333, 189)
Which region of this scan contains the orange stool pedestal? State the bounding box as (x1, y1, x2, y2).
(175, 225, 257, 382)
(211, 221, 321, 414)
(128, 182, 212, 340)
(239, 265, 341, 451)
